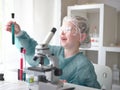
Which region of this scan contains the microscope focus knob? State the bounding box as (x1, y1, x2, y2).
(54, 68, 62, 76)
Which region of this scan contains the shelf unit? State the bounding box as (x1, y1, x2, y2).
(67, 4, 119, 67)
(68, 4, 120, 88)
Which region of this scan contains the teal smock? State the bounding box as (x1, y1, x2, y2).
(15, 31, 101, 89)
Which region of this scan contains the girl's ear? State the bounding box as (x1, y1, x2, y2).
(80, 33, 87, 42)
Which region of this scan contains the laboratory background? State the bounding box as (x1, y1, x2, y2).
(0, 0, 120, 90)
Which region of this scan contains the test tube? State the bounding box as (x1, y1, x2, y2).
(18, 47, 26, 81)
(22, 48, 26, 81)
(11, 13, 15, 45)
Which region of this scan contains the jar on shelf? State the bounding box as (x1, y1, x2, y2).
(90, 26, 99, 47)
(112, 64, 120, 85)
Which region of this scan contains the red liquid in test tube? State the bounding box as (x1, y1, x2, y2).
(19, 48, 26, 80)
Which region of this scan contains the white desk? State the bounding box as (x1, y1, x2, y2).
(0, 81, 28, 90)
(63, 83, 100, 90)
(0, 81, 100, 90)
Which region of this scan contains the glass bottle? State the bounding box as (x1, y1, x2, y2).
(112, 64, 120, 85)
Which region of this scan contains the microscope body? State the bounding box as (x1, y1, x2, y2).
(34, 44, 62, 83)
(26, 44, 63, 90)
(25, 28, 64, 90)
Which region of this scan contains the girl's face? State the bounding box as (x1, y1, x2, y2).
(60, 21, 80, 49)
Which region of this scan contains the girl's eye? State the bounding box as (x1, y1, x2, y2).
(65, 27, 71, 31)
(61, 27, 72, 32)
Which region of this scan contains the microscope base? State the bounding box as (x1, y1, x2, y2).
(28, 82, 63, 90)
(39, 82, 60, 90)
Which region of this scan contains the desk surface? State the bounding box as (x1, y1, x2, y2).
(64, 83, 100, 90)
(0, 81, 100, 90)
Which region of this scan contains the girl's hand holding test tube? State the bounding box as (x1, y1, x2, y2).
(6, 13, 21, 44)
(6, 21, 21, 35)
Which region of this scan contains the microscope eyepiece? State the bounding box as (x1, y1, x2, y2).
(51, 28, 56, 33)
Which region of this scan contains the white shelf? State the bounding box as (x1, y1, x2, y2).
(68, 4, 120, 90)
(104, 47, 120, 52)
(69, 4, 103, 11)
(80, 47, 99, 51)
(81, 46, 120, 52)
(68, 4, 118, 66)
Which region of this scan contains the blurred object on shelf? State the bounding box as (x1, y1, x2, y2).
(90, 26, 99, 47)
(110, 43, 116, 47)
(115, 42, 120, 47)
(112, 64, 120, 85)
(112, 84, 120, 90)
(110, 42, 120, 47)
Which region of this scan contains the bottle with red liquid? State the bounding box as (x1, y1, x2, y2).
(90, 26, 99, 47)
(18, 47, 26, 81)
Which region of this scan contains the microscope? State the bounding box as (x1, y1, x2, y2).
(25, 28, 63, 90)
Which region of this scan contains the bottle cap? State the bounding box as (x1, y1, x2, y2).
(0, 73, 4, 81)
(11, 13, 15, 19)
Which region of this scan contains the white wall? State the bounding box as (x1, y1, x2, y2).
(1, 0, 61, 82)
(33, 0, 61, 45)
(1, 0, 34, 82)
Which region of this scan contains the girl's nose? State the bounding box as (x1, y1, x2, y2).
(61, 30, 65, 35)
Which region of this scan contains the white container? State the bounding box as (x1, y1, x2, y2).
(90, 26, 99, 47)
(91, 37, 99, 47)
(112, 64, 120, 85)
